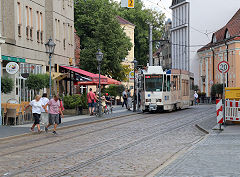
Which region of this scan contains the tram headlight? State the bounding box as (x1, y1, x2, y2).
(156, 99, 162, 102)
(146, 99, 151, 102)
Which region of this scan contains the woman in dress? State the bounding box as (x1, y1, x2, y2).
(25, 95, 47, 133)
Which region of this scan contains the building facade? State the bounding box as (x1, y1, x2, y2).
(170, 0, 190, 71)
(153, 19, 172, 70)
(0, 0, 74, 102)
(198, 9, 240, 97)
(117, 16, 135, 68)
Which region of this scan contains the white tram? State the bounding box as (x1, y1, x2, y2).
(139, 66, 194, 112)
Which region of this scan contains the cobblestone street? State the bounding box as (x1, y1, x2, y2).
(0, 105, 216, 177)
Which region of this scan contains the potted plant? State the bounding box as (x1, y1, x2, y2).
(80, 93, 88, 115)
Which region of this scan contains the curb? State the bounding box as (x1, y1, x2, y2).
(0, 112, 141, 142)
(195, 124, 209, 134)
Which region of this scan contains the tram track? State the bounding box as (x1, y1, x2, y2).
(0, 108, 200, 156)
(3, 107, 215, 177)
(46, 111, 216, 177)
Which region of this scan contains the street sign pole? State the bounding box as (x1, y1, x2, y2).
(218, 60, 229, 127)
(223, 73, 226, 126)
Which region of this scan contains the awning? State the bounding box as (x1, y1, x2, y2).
(60, 66, 108, 85)
(60, 66, 121, 86)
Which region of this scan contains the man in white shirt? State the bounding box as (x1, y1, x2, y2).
(194, 91, 198, 105)
(40, 93, 49, 125)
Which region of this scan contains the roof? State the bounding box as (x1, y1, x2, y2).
(198, 8, 240, 52)
(117, 16, 135, 26)
(60, 66, 121, 85)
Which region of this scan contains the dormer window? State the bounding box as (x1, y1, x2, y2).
(225, 29, 230, 39)
(212, 34, 217, 43)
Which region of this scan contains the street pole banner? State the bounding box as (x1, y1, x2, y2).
(216, 99, 223, 124)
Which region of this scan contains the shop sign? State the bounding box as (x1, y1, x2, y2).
(2, 55, 26, 63)
(6, 62, 19, 74)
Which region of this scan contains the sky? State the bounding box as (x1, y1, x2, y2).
(142, 0, 172, 20)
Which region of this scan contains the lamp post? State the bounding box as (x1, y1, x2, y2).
(0, 35, 5, 126)
(96, 49, 103, 117)
(132, 59, 138, 112)
(45, 37, 56, 99)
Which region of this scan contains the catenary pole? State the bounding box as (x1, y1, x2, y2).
(149, 24, 153, 66)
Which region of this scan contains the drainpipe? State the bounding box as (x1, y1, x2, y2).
(210, 47, 215, 83)
(224, 40, 229, 87)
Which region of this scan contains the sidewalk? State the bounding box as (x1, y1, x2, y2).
(0, 106, 137, 139)
(155, 124, 240, 176)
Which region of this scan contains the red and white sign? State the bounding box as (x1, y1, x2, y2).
(225, 100, 240, 121)
(216, 99, 223, 124)
(218, 61, 230, 73)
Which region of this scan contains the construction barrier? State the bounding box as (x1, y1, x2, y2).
(225, 100, 240, 121)
(216, 99, 223, 124)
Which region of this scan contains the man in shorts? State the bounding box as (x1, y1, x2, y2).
(45, 95, 64, 135)
(87, 88, 95, 115)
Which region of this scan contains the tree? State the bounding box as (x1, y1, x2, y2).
(117, 1, 165, 66)
(74, 0, 132, 81)
(1, 77, 14, 94)
(26, 74, 51, 92)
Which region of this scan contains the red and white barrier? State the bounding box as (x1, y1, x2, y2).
(225, 100, 240, 121)
(216, 99, 223, 124)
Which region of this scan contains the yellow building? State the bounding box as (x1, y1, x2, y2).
(197, 9, 240, 97)
(117, 16, 135, 89)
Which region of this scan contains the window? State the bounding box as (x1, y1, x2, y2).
(225, 30, 230, 39)
(62, 0, 65, 9)
(25, 6, 29, 39)
(63, 23, 66, 49)
(145, 75, 163, 92)
(36, 11, 40, 42)
(29, 8, 33, 40)
(70, 25, 73, 45)
(17, 2, 22, 37)
(212, 34, 216, 43)
(40, 12, 43, 43)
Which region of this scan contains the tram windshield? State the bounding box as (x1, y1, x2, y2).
(145, 75, 163, 92)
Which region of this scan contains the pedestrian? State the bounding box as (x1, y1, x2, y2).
(59, 98, 64, 124)
(127, 89, 132, 110)
(194, 91, 198, 105)
(122, 89, 127, 109)
(87, 88, 95, 115)
(45, 95, 64, 135)
(40, 93, 49, 125)
(25, 95, 46, 133)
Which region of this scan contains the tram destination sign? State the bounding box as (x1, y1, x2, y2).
(145, 75, 162, 79)
(218, 61, 229, 74)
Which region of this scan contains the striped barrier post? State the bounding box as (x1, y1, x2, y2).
(216, 99, 223, 125)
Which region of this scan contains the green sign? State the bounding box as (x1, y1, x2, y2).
(1, 55, 26, 63)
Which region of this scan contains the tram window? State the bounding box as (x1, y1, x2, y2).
(167, 75, 170, 91)
(145, 75, 163, 92)
(163, 75, 166, 92)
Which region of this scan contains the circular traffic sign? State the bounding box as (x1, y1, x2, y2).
(218, 61, 229, 73)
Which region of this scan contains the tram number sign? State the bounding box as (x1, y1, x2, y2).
(218, 61, 229, 73)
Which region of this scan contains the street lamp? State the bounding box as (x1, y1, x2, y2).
(45, 37, 56, 99)
(96, 49, 103, 117)
(132, 59, 138, 112)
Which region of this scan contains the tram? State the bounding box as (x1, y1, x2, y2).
(139, 66, 194, 112)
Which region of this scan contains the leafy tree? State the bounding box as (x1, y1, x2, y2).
(74, 0, 132, 81)
(1, 77, 14, 94)
(104, 84, 125, 97)
(117, 1, 165, 66)
(26, 74, 51, 92)
(211, 84, 224, 98)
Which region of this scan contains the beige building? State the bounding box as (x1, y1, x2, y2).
(0, 0, 74, 102)
(198, 9, 240, 97)
(117, 16, 135, 89)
